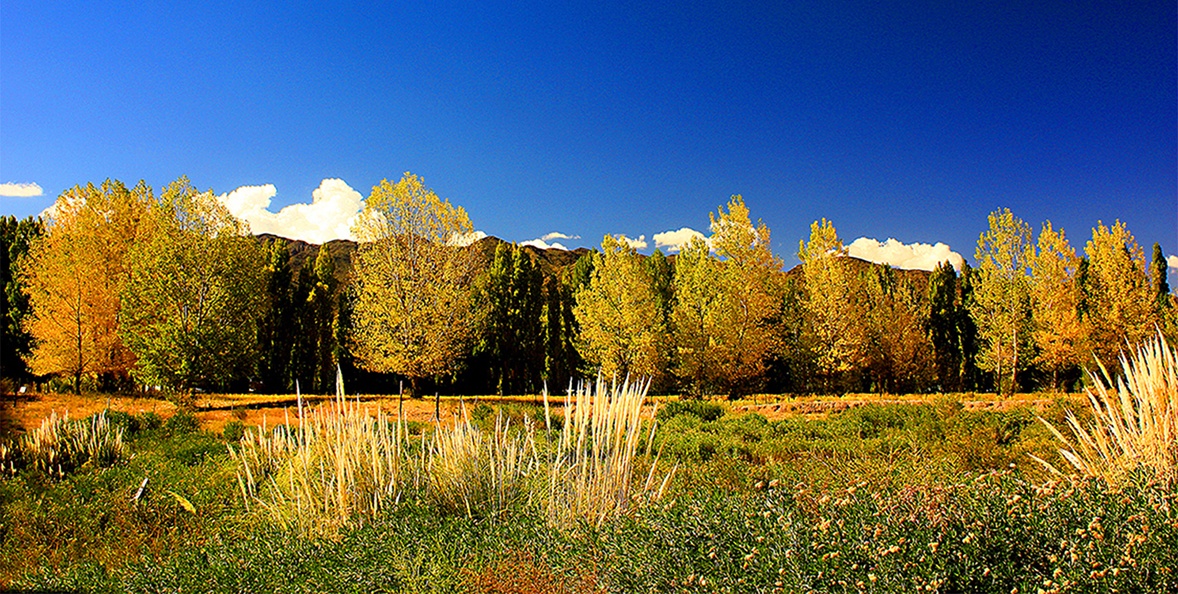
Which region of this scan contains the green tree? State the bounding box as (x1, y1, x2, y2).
(957, 263, 983, 391)
(1, 216, 43, 384)
(969, 208, 1032, 395)
(1083, 221, 1155, 370)
(256, 238, 299, 393)
(22, 181, 149, 393)
(927, 261, 961, 392)
(307, 245, 340, 393)
(119, 177, 266, 391)
(1151, 243, 1170, 314)
(350, 173, 479, 395)
(474, 243, 544, 394)
(574, 235, 669, 383)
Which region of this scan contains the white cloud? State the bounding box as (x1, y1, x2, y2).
(616, 234, 647, 250)
(521, 238, 569, 250)
(0, 182, 43, 197)
(846, 237, 965, 272)
(217, 179, 364, 244)
(541, 231, 579, 241)
(653, 227, 707, 253)
(449, 230, 488, 247)
(1168, 255, 1178, 270)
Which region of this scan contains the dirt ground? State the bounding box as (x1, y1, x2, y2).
(1, 390, 1081, 436)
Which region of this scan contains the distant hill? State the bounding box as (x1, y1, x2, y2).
(254, 233, 934, 290)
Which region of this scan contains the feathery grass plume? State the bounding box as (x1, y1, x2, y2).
(229, 367, 408, 534)
(16, 410, 126, 477)
(1033, 331, 1178, 487)
(544, 375, 674, 527)
(421, 404, 538, 517)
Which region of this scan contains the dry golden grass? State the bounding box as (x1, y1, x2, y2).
(230, 371, 673, 534)
(1034, 332, 1178, 487)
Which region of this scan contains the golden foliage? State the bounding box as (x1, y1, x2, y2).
(1084, 221, 1155, 371)
(349, 173, 480, 386)
(673, 195, 782, 396)
(970, 208, 1033, 394)
(573, 235, 669, 382)
(22, 181, 149, 391)
(798, 218, 865, 387)
(1027, 221, 1086, 388)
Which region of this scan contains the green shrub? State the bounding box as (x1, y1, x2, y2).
(164, 412, 200, 436)
(657, 399, 725, 422)
(222, 420, 246, 442)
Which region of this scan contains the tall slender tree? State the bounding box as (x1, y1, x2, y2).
(969, 208, 1032, 395)
(798, 218, 865, 392)
(927, 261, 961, 392)
(474, 243, 544, 394)
(1, 216, 43, 384)
(1027, 221, 1085, 390)
(1083, 221, 1154, 370)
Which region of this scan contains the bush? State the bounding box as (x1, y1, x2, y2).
(656, 399, 725, 422)
(222, 420, 246, 442)
(164, 412, 200, 436)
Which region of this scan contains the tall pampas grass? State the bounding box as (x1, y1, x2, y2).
(231, 368, 673, 534)
(543, 375, 674, 527)
(1034, 332, 1178, 488)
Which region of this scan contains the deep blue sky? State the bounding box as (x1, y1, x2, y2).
(2, 1, 1175, 267)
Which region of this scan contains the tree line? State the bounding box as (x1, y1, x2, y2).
(1, 174, 1172, 397)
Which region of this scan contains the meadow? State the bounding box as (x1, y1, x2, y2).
(0, 346, 1175, 593)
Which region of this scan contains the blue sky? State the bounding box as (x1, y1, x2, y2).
(2, 1, 1174, 269)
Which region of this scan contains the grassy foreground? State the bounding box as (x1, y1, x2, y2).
(1, 391, 1175, 592)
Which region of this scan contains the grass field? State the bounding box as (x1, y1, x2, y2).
(0, 380, 1173, 592)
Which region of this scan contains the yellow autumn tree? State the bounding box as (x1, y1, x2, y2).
(672, 195, 782, 396)
(574, 235, 669, 384)
(22, 180, 150, 393)
(349, 173, 480, 394)
(969, 208, 1033, 395)
(1027, 221, 1086, 390)
(1084, 220, 1155, 371)
(798, 218, 865, 391)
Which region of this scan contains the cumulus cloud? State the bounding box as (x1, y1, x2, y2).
(846, 237, 965, 272)
(0, 182, 44, 197)
(653, 227, 708, 253)
(541, 231, 579, 241)
(616, 234, 648, 250)
(217, 179, 364, 244)
(449, 230, 488, 247)
(521, 238, 569, 250)
(1168, 255, 1178, 270)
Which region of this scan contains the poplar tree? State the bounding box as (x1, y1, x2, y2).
(475, 243, 544, 394)
(574, 235, 669, 383)
(672, 196, 781, 396)
(969, 208, 1032, 395)
(1, 216, 43, 384)
(350, 173, 479, 395)
(927, 261, 961, 392)
(22, 181, 149, 393)
(1027, 221, 1085, 390)
(798, 218, 864, 392)
(1083, 221, 1154, 370)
